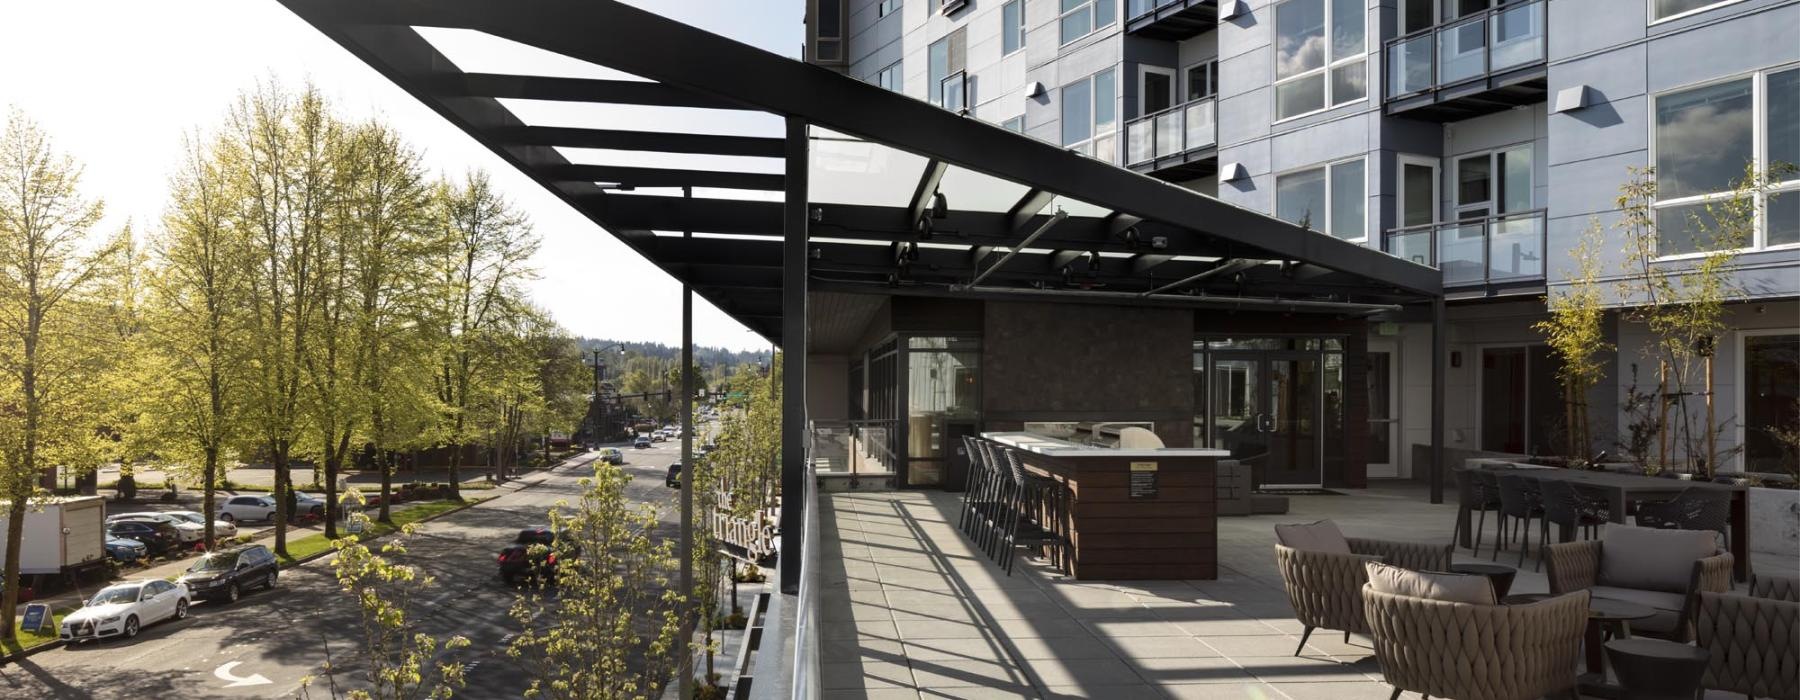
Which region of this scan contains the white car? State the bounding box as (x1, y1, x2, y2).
(106, 513, 203, 543)
(60, 580, 190, 642)
(163, 510, 238, 539)
(216, 495, 278, 523)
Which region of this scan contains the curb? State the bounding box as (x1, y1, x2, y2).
(1, 636, 66, 664)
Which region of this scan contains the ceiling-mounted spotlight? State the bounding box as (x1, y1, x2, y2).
(1233, 271, 1247, 286)
(1121, 226, 1140, 245)
(915, 213, 934, 240)
(931, 191, 949, 219)
(1280, 260, 1297, 278)
(809, 206, 824, 222)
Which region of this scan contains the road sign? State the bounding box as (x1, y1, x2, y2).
(19, 603, 50, 633)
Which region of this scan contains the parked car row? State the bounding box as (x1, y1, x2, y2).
(61, 544, 280, 644)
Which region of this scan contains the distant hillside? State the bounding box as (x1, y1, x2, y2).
(577, 338, 771, 371)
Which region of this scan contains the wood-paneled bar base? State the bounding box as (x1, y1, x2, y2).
(983, 433, 1222, 580)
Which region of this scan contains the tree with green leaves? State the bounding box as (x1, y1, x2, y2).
(314, 513, 470, 700)
(0, 108, 127, 641)
(1616, 164, 1783, 476)
(505, 462, 682, 699)
(429, 171, 538, 499)
(1534, 222, 1611, 464)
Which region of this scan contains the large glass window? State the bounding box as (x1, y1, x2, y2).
(1653, 0, 1742, 22)
(1061, 68, 1117, 163)
(878, 0, 901, 16)
(1276, 159, 1366, 240)
(1186, 60, 1218, 101)
(1273, 0, 1366, 120)
(875, 60, 902, 92)
(905, 337, 980, 487)
(1653, 66, 1800, 255)
(1003, 0, 1026, 55)
(927, 29, 966, 107)
(1743, 333, 1799, 474)
(1059, 0, 1116, 45)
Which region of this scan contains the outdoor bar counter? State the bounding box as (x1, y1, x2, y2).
(983, 430, 1225, 580)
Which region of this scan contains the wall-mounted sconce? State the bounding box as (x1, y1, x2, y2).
(1551, 85, 1592, 114)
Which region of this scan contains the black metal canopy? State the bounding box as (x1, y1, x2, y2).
(278, 0, 1442, 343)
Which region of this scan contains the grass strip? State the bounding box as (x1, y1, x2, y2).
(275, 498, 484, 567)
(2, 610, 67, 655)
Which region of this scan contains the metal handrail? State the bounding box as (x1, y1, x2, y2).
(1383, 0, 1546, 100)
(1382, 209, 1548, 286)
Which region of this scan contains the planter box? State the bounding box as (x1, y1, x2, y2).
(1749, 485, 1800, 557)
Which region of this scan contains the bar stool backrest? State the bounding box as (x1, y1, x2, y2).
(1538, 479, 1582, 526)
(962, 435, 984, 471)
(1456, 469, 1498, 508)
(1004, 448, 1028, 486)
(1662, 487, 1731, 534)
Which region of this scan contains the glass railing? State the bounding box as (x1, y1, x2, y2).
(1127, 0, 1185, 20)
(1125, 97, 1217, 166)
(1385, 0, 1545, 100)
(1383, 209, 1546, 286)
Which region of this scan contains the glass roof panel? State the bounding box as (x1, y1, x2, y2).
(555, 147, 783, 174)
(937, 166, 1033, 213)
(497, 99, 781, 136)
(1049, 195, 1114, 219)
(808, 131, 927, 209)
(414, 27, 640, 81)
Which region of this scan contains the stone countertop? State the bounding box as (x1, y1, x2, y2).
(982, 431, 1230, 459)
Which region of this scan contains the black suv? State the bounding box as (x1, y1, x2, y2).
(665, 463, 683, 488)
(106, 521, 181, 556)
(498, 527, 579, 585)
(177, 544, 278, 604)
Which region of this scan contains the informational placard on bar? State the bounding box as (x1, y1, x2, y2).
(1129, 461, 1159, 499)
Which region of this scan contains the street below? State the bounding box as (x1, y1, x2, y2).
(0, 444, 686, 699)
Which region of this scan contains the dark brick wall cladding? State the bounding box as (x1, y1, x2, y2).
(982, 301, 1198, 448)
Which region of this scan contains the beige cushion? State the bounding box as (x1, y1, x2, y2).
(1599, 525, 1718, 593)
(1274, 520, 1351, 554)
(1365, 561, 1497, 605)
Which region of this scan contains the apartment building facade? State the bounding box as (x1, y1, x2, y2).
(808, 0, 1799, 479)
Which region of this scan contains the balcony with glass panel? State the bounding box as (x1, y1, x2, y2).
(1124, 98, 1217, 179)
(1383, 0, 1548, 121)
(1383, 210, 1547, 293)
(1124, 0, 1217, 40)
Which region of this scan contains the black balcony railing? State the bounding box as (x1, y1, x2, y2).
(1125, 0, 1216, 40)
(1383, 209, 1548, 287)
(1384, 0, 1546, 101)
(1125, 97, 1216, 167)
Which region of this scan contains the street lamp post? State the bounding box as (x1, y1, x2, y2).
(588, 343, 626, 447)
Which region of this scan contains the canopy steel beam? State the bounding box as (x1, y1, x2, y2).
(956, 210, 1067, 291)
(455, 73, 742, 110)
(1140, 258, 1260, 296)
(907, 159, 947, 232)
(507, 126, 785, 157)
(1005, 189, 1057, 234)
(551, 164, 784, 191)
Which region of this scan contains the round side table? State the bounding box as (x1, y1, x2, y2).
(1605, 638, 1709, 700)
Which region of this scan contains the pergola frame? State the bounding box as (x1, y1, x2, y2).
(276, 0, 1454, 603)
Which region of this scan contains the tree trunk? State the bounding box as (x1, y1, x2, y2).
(323, 433, 339, 539)
(0, 502, 24, 642)
(1705, 354, 1716, 478)
(375, 407, 392, 523)
(203, 446, 219, 550)
(273, 438, 291, 555)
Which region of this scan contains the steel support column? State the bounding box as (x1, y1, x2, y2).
(678, 285, 695, 698)
(1430, 296, 1446, 504)
(779, 117, 808, 593)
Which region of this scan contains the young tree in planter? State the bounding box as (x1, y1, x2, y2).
(319, 517, 470, 700)
(0, 109, 126, 641)
(505, 462, 682, 699)
(1533, 223, 1611, 464)
(1616, 165, 1780, 477)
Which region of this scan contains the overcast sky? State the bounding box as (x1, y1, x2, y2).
(0, 0, 798, 352)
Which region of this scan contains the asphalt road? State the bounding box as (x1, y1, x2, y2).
(0, 442, 687, 699)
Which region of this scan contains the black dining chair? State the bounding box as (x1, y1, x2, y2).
(1636, 487, 1732, 549)
(1452, 469, 1502, 557)
(1494, 474, 1545, 568)
(957, 435, 988, 536)
(1537, 480, 1609, 570)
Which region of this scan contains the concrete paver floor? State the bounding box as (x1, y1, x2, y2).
(815, 485, 1795, 700)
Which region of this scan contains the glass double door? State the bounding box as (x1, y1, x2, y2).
(1207, 352, 1323, 487)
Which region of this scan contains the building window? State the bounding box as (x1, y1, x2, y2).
(1058, 0, 1116, 46)
(1272, 0, 1365, 121)
(1652, 0, 1745, 22)
(1001, 115, 1025, 133)
(878, 0, 901, 16)
(1742, 332, 1799, 474)
(1276, 159, 1366, 240)
(942, 71, 968, 113)
(1185, 60, 1218, 101)
(1003, 0, 1027, 55)
(1652, 65, 1800, 256)
(1061, 68, 1117, 163)
(927, 29, 967, 108)
(875, 60, 902, 93)
(1453, 144, 1534, 219)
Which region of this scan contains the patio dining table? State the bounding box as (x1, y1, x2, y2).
(1456, 465, 1751, 582)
